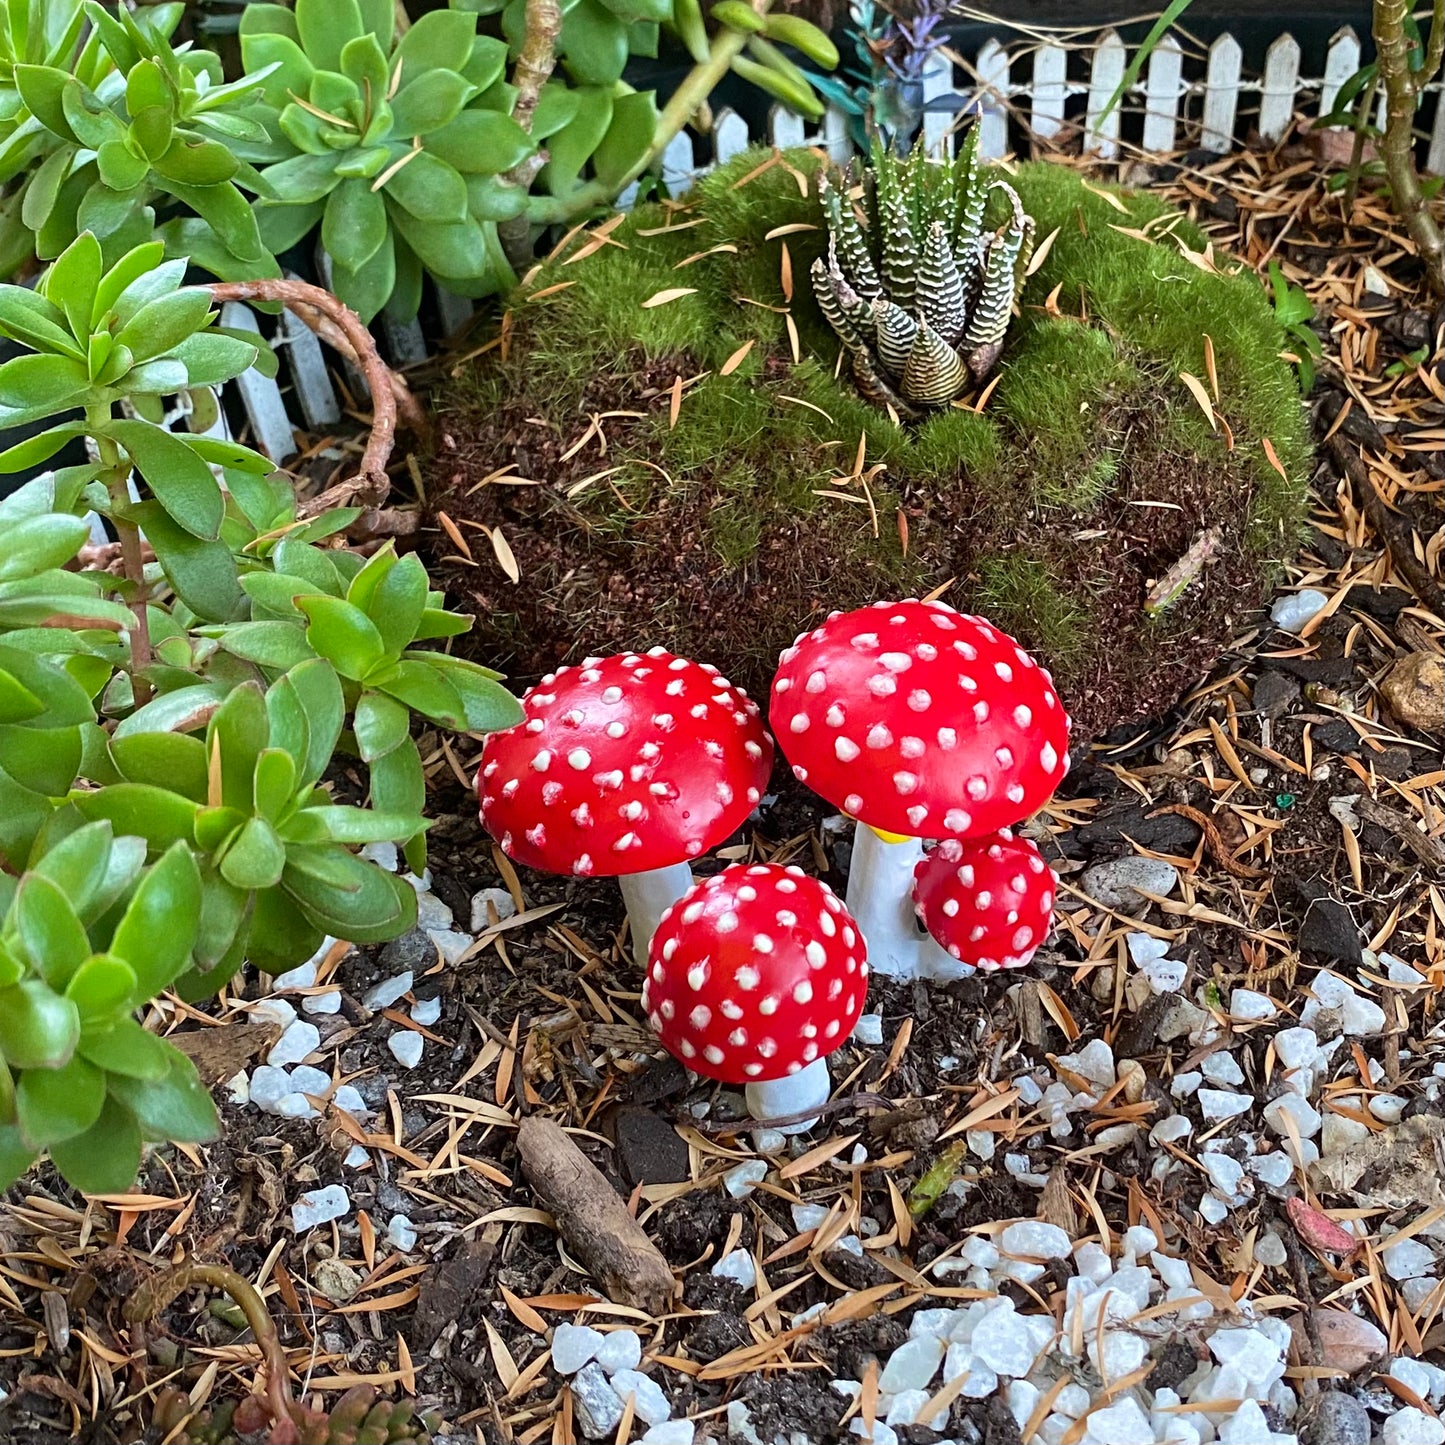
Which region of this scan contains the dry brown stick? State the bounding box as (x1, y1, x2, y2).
(516, 1116, 676, 1315)
(1327, 432, 1445, 617)
(1147, 803, 1268, 879)
(207, 279, 427, 513)
(1355, 794, 1445, 870)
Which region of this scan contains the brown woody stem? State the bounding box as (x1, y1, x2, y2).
(126, 1262, 294, 1426)
(207, 278, 428, 512)
(497, 0, 564, 273)
(1373, 0, 1445, 294)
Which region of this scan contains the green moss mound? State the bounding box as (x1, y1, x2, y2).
(432, 149, 1311, 738)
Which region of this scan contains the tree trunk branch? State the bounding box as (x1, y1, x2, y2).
(497, 0, 564, 274)
(1374, 0, 1445, 293)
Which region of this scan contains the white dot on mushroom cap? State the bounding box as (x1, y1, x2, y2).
(995, 746, 1014, 768)
(728, 1028, 747, 1047)
(752, 934, 774, 955)
(775, 677, 791, 693)
(842, 925, 856, 948)
(907, 690, 931, 712)
(1007, 783, 1026, 803)
(744, 1063, 763, 1076)
(786, 1062, 802, 1075)
(776, 877, 797, 893)
(793, 979, 813, 1004)
(893, 772, 918, 795)
(526, 824, 545, 845)
(688, 963, 709, 990)
(819, 911, 836, 937)
(776, 910, 797, 928)
(735, 965, 759, 990)
(652, 963, 665, 983)
(703, 1045, 724, 1065)
(976, 890, 993, 909)
(942, 899, 959, 917)
(613, 832, 640, 852)
(652, 713, 674, 730)
(1013, 704, 1033, 729)
(845, 994, 856, 1013)
(825, 705, 846, 728)
(682, 903, 704, 925)
(532, 749, 552, 771)
(1007, 910, 1018, 924)
(1010, 874, 1027, 893)
(953, 640, 976, 660)
(835, 737, 860, 762)
(805, 941, 826, 968)
(880, 652, 911, 673)
(967, 776, 987, 800)
(622, 800, 644, 821)
(802, 1023, 817, 1039)
(721, 999, 743, 1019)
(867, 675, 896, 697)
(736, 886, 757, 902)
(901, 737, 925, 760)
(957, 864, 975, 886)
(757, 1037, 777, 1057)
(1013, 927, 1034, 950)
(758, 996, 779, 1016)
(716, 781, 733, 805)
(828, 978, 842, 997)
(866, 724, 892, 749)
(802, 1042, 819, 1062)
(969, 925, 986, 942)
(907, 806, 928, 828)
(690, 1005, 712, 1029)
(526, 719, 545, 734)
(679, 1039, 696, 1058)
(937, 727, 957, 750)
(851, 632, 878, 650)
(1040, 893, 1053, 913)
(1040, 741, 1058, 771)
(845, 793, 864, 813)
(806, 670, 827, 693)
(595, 769, 624, 790)
(974, 701, 990, 722)
(944, 809, 972, 832)
(717, 911, 739, 933)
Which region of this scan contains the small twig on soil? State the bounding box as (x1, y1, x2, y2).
(1147, 804, 1268, 879)
(1354, 794, 1445, 871)
(516, 1117, 677, 1314)
(1326, 432, 1445, 617)
(207, 279, 428, 516)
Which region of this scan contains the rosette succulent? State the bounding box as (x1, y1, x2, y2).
(810, 130, 1036, 415)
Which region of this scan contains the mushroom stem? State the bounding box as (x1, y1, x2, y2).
(919, 936, 976, 981)
(745, 1059, 832, 1135)
(845, 825, 924, 979)
(619, 863, 696, 969)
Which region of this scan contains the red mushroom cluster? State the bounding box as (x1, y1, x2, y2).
(478, 650, 772, 965)
(644, 863, 868, 1131)
(770, 600, 1070, 978)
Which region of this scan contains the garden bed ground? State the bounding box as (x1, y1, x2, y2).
(0, 142, 1441, 1445)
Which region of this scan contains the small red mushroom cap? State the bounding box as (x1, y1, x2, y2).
(769, 600, 1071, 838)
(478, 650, 772, 877)
(912, 830, 1057, 970)
(642, 863, 868, 1085)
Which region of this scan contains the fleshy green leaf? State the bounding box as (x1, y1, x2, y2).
(70, 783, 199, 852)
(322, 177, 388, 273)
(0, 979, 80, 1069)
(105, 419, 223, 540)
(64, 953, 138, 1022)
(16, 1053, 104, 1146)
(49, 1094, 142, 1193)
(111, 839, 201, 1000)
(296, 595, 387, 681)
(354, 690, 409, 761)
(106, 1048, 218, 1143)
(426, 109, 535, 176)
(13, 872, 90, 989)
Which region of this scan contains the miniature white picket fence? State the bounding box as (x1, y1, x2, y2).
(210, 22, 1443, 467)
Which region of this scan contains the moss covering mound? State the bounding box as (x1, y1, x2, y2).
(432, 148, 1310, 738)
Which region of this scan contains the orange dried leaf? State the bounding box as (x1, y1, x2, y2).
(641, 287, 697, 309)
(720, 340, 755, 376)
(1179, 372, 1217, 431)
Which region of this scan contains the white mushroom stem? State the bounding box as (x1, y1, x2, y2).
(918, 936, 976, 981)
(845, 824, 925, 979)
(745, 1058, 832, 1135)
(618, 862, 696, 969)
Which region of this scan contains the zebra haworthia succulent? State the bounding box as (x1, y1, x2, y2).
(810, 131, 1036, 416)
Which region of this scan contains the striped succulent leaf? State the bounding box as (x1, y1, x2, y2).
(810, 132, 1035, 416)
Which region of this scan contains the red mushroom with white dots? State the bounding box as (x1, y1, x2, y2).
(643, 863, 869, 1133)
(912, 829, 1057, 976)
(769, 600, 1070, 979)
(478, 650, 773, 966)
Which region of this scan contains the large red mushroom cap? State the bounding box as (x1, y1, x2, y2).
(642, 863, 868, 1085)
(769, 600, 1071, 838)
(912, 830, 1057, 970)
(477, 651, 772, 877)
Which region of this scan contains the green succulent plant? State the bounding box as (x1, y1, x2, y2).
(810, 131, 1036, 416)
(240, 1, 537, 322)
(1, 0, 278, 277)
(151, 1382, 438, 1445)
(0, 819, 218, 1194)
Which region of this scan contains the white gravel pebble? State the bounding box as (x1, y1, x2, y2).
(1384, 1407, 1445, 1445)
(1141, 956, 1187, 994)
(331, 1084, 369, 1119)
(1201, 1052, 1245, 1086)
(1255, 1232, 1287, 1267)
(428, 929, 473, 965)
(641, 1422, 694, 1445)
(1151, 1114, 1192, 1145)
(884, 1389, 930, 1427)
(387, 1031, 424, 1069)
(361, 841, 398, 871)
(852, 1013, 884, 1045)
(362, 972, 413, 1011)
(723, 1160, 768, 1197)
(878, 1337, 943, 1394)
(1392, 1358, 1445, 1404)
(470, 886, 518, 932)
(292, 1185, 350, 1231)
(1126, 933, 1168, 965)
(551, 1323, 604, 1375)
(273, 1093, 316, 1119)
(1197, 1088, 1252, 1120)
(416, 891, 454, 930)
(1384, 1238, 1437, 1280)
(1370, 1093, 1408, 1123)
(711, 1248, 757, 1290)
(386, 1214, 417, 1250)
(1203, 1153, 1247, 1198)
(1081, 1397, 1154, 1445)
(1080, 857, 1179, 910)
(1229, 988, 1278, 1020)
(225, 1070, 250, 1105)
(1274, 1026, 1323, 1070)
(792, 1203, 831, 1232)
(1270, 588, 1329, 633)
(611, 1370, 670, 1426)
(1000, 1220, 1072, 1259)
(248, 1065, 294, 1113)
(594, 1330, 643, 1376)
(302, 989, 343, 1015)
(343, 1144, 370, 1168)
(273, 959, 318, 990)
(1264, 1093, 1322, 1139)
(970, 1300, 1039, 1377)
(410, 996, 442, 1026)
(570, 1362, 623, 1440)
(1171, 1072, 1202, 1098)
(1251, 1152, 1295, 1188)
(250, 998, 296, 1030)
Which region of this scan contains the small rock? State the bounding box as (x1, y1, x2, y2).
(1304, 1310, 1386, 1373)
(470, 886, 518, 932)
(1371, 1094, 1407, 1124)
(1300, 900, 1363, 970)
(387, 1031, 424, 1069)
(292, 1185, 350, 1231)
(289, 1064, 331, 1099)
(250, 998, 296, 1030)
(1000, 1220, 1072, 1259)
(878, 1336, 943, 1394)
(710, 1248, 756, 1290)
(611, 1369, 670, 1426)
(751, 1128, 787, 1154)
(248, 1065, 294, 1113)
(1082, 1397, 1154, 1445)
(312, 1257, 363, 1302)
(1202, 1053, 1245, 1086)
(722, 1160, 767, 1198)
(1141, 956, 1187, 994)
(792, 1203, 830, 1232)
(386, 1214, 417, 1251)
(1381, 653, 1445, 734)
(552, 1323, 604, 1375)
(1271, 588, 1329, 634)
(1197, 1088, 1252, 1121)
(570, 1361, 624, 1439)
(361, 841, 398, 871)
(343, 1144, 370, 1168)
(302, 989, 342, 1015)
(331, 1084, 369, 1119)
(1255, 1232, 1287, 1267)
(1383, 1407, 1445, 1445)
(1252, 1151, 1295, 1187)
(362, 972, 414, 1011)
(595, 1330, 643, 1376)
(1203, 1152, 1246, 1199)
(642, 1423, 694, 1445)
(1230, 988, 1278, 1021)
(1299, 1392, 1371, 1445)
(1080, 857, 1179, 911)
(273, 959, 318, 990)
(1383, 1237, 1436, 1281)
(428, 928, 473, 966)
(1055, 1039, 1115, 1091)
(1275, 1026, 1323, 1071)
(884, 1389, 930, 1427)
(1158, 998, 1209, 1043)
(268, 1023, 319, 1069)
(615, 1106, 690, 1187)
(970, 1301, 1038, 1378)
(224, 1070, 250, 1105)
(415, 891, 454, 931)
(852, 1014, 884, 1046)
(1252, 671, 1300, 718)
(1171, 1072, 1202, 1098)
(411, 996, 442, 1027)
